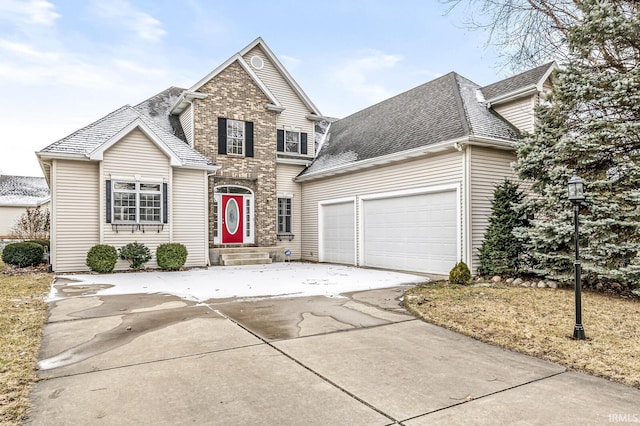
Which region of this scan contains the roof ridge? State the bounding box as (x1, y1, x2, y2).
(134, 86, 186, 108)
(450, 73, 472, 136)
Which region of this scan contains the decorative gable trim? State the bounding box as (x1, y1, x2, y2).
(88, 118, 183, 166)
(171, 53, 283, 115)
(240, 38, 322, 116)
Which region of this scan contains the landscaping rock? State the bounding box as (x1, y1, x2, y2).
(537, 281, 547, 288)
(521, 281, 530, 287)
(596, 282, 604, 291)
(491, 275, 502, 283)
(547, 280, 558, 289)
(610, 282, 622, 290)
(513, 278, 523, 286)
(505, 278, 514, 285)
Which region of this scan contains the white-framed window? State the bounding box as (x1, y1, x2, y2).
(284, 130, 300, 154)
(277, 197, 292, 234)
(227, 119, 245, 155)
(113, 181, 162, 223)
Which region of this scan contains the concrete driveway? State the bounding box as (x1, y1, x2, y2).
(29, 264, 640, 425)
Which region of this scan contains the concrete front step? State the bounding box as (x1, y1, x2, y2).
(221, 252, 272, 266)
(210, 246, 282, 266)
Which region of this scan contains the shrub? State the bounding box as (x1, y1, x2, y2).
(478, 180, 529, 278)
(119, 241, 152, 269)
(1, 242, 44, 267)
(449, 261, 472, 285)
(10, 205, 50, 240)
(86, 244, 118, 273)
(26, 239, 50, 252)
(156, 243, 188, 271)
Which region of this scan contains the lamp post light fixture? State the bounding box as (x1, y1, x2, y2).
(568, 174, 586, 340)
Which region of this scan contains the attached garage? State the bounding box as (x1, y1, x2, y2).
(360, 188, 458, 274)
(319, 199, 355, 265)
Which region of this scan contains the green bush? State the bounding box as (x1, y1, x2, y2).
(119, 241, 152, 269)
(26, 239, 50, 252)
(1, 242, 44, 267)
(478, 180, 529, 278)
(156, 243, 188, 271)
(449, 261, 472, 285)
(86, 244, 118, 273)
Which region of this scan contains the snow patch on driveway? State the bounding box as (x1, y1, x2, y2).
(49, 263, 427, 302)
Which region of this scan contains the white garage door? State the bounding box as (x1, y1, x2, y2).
(320, 201, 355, 265)
(362, 190, 457, 274)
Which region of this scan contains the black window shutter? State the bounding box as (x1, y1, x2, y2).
(163, 183, 168, 224)
(218, 118, 227, 155)
(106, 180, 112, 223)
(277, 129, 284, 152)
(301, 133, 308, 155)
(245, 121, 254, 157)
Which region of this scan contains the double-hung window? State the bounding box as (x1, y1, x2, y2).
(227, 119, 245, 155)
(277, 197, 292, 234)
(113, 181, 162, 223)
(284, 130, 300, 154)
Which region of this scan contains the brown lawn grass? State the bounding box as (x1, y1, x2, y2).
(0, 259, 52, 425)
(405, 282, 640, 389)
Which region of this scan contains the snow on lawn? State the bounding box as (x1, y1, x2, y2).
(49, 262, 427, 303)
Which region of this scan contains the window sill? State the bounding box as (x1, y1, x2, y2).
(111, 223, 164, 233)
(277, 233, 295, 241)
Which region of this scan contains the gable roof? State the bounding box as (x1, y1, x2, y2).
(38, 87, 217, 173)
(481, 62, 556, 103)
(0, 175, 50, 206)
(170, 37, 321, 116)
(298, 72, 520, 179)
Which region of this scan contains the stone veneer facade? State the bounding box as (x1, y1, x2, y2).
(192, 61, 278, 247)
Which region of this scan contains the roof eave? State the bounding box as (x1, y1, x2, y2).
(487, 85, 538, 106)
(169, 91, 208, 115)
(295, 136, 470, 183)
(176, 163, 221, 172)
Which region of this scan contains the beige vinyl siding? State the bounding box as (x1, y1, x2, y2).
(276, 164, 304, 259)
(102, 128, 171, 270)
(52, 160, 100, 272)
(300, 150, 464, 263)
(469, 146, 518, 273)
(243, 47, 315, 156)
(179, 104, 194, 146)
(493, 96, 535, 133)
(172, 168, 208, 267)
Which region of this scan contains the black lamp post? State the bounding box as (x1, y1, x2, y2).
(568, 174, 586, 340)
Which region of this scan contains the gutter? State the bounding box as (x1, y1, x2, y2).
(295, 135, 517, 183)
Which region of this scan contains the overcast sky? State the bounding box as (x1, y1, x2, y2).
(0, 0, 509, 177)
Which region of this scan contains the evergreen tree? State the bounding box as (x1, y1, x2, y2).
(478, 180, 528, 278)
(514, 1, 640, 285)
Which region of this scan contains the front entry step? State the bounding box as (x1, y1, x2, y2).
(221, 252, 271, 266)
(210, 247, 282, 266)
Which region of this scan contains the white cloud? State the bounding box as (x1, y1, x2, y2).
(332, 50, 403, 105)
(0, 0, 60, 26)
(280, 54, 301, 67)
(91, 0, 167, 42)
(0, 39, 58, 61)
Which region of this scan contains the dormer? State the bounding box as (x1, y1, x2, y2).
(481, 62, 557, 133)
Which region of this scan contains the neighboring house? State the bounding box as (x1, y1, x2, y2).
(0, 174, 50, 239)
(37, 37, 555, 274)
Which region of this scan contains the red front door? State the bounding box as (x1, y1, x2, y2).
(222, 195, 244, 243)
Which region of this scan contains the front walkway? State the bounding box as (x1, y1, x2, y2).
(29, 264, 640, 425)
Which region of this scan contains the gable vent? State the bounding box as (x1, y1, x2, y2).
(250, 55, 264, 70)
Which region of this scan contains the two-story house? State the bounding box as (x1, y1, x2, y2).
(37, 38, 554, 274)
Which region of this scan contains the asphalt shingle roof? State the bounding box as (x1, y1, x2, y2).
(480, 62, 555, 101)
(301, 72, 520, 176)
(40, 87, 215, 169)
(0, 175, 50, 205)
